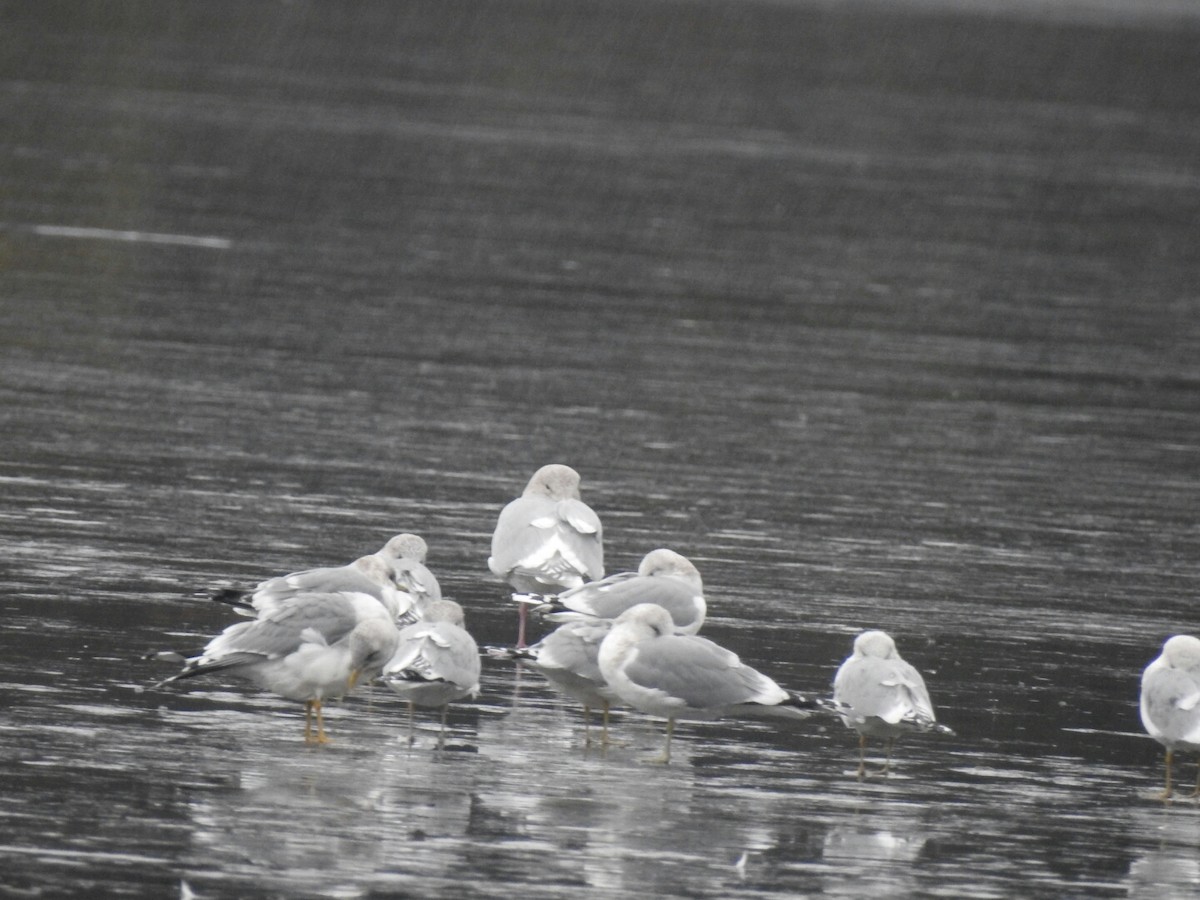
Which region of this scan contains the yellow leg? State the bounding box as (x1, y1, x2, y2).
(437, 704, 448, 750)
(1158, 748, 1174, 801)
(582, 704, 593, 746)
(856, 734, 868, 780)
(313, 699, 331, 744)
(304, 700, 315, 743)
(407, 701, 416, 746)
(601, 701, 611, 747)
(1191, 759, 1200, 799)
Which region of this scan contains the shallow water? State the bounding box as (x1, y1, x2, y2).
(2, 0, 1200, 896)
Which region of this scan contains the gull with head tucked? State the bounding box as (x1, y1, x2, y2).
(828, 630, 953, 779)
(488, 464, 604, 646)
(381, 599, 481, 746)
(1140, 634, 1200, 801)
(596, 603, 818, 763)
(545, 548, 705, 635)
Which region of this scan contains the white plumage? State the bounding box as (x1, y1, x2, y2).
(830, 630, 952, 778)
(1140, 634, 1200, 799)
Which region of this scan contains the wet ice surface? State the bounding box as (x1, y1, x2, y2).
(3, 0, 1200, 896)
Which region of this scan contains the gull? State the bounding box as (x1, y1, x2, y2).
(154, 590, 400, 744)
(492, 617, 618, 745)
(828, 630, 953, 779)
(596, 603, 818, 763)
(1140, 634, 1200, 800)
(373, 532, 442, 615)
(209, 554, 414, 622)
(493, 555, 707, 744)
(488, 464, 604, 646)
(381, 600, 481, 746)
(544, 548, 706, 635)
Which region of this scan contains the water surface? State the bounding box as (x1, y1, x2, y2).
(2, 1, 1200, 896)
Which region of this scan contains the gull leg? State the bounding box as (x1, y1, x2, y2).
(407, 701, 416, 746)
(856, 734, 868, 780)
(1158, 748, 1174, 801)
(647, 718, 674, 765)
(598, 701, 626, 748)
(880, 738, 894, 777)
(517, 601, 529, 649)
(582, 704, 593, 747)
(304, 700, 315, 744)
(437, 704, 448, 750)
(313, 700, 330, 744)
(1190, 759, 1200, 799)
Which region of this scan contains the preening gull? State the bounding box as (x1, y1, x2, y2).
(545, 548, 706, 635)
(154, 590, 400, 744)
(828, 630, 953, 779)
(596, 603, 818, 763)
(488, 464, 604, 646)
(381, 599, 481, 745)
(373, 532, 442, 615)
(1140, 634, 1200, 800)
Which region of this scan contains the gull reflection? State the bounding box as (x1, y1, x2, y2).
(820, 815, 929, 898)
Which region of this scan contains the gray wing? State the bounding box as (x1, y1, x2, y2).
(161, 592, 360, 683)
(489, 495, 602, 587)
(534, 619, 611, 683)
(489, 495, 554, 575)
(250, 564, 383, 611)
(559, 574, 702, 631)
(208, 592, 359, 660)
(622, 635, 778, 710)
(834, 656, 934, 726)
(386, 622, 481, 690)
(889, 659, 936, 722)
(556, 499, 604, 579)
(1142, 665, 1200, 743)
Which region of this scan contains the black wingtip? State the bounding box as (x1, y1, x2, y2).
(482, 645, 536, 662)
(209, 587, 253, 611)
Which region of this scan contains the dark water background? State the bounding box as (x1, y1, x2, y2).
(3, 1, 1200, 896)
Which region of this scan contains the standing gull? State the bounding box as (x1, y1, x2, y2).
(596, 603, 818, 763)
(496, 617, 619, 745)
(490, 560, 706, 746)
(1140, 634, 1200, 800)
(488, 464, 604, 646)
(829, 630, 953, 779)
(381, 600, 481, 746)
(545, 548, 706, 635)
(154, 591, 400, 744)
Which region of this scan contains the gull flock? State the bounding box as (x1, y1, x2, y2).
(152, 463, 1195, 795)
